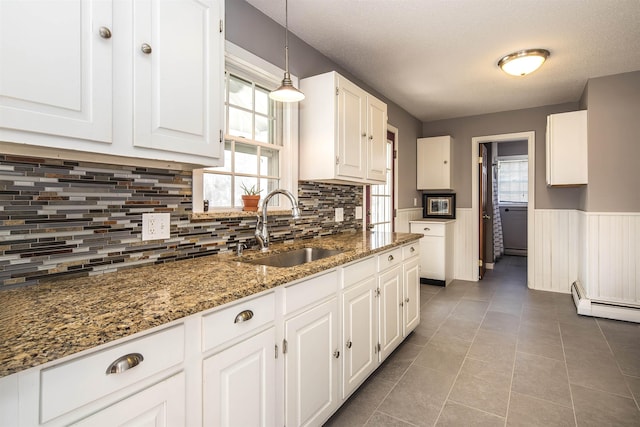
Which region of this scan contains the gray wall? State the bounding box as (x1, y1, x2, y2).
(422, 103, 582, 209)
(226, 0, 423, 210)
(497, 140, 528, 157)
(581, 71, 640, 212)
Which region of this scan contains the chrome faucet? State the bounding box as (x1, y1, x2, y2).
(255, 189, 301, 252)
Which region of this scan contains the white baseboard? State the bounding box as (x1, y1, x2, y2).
(572, 281, 640, 323)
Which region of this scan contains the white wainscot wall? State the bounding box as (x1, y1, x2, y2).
(396, 208, 422, 233)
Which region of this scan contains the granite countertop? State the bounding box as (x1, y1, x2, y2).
(0, 231, 421, 378)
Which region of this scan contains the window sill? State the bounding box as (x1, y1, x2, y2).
(190, 209, 294, 222)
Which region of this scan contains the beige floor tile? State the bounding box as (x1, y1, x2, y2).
(325, 376, 395, 427)
(517, 327, 565, 361)
(435, 316, 481, 342)
(365, 411, 415, 427)
(414, 334, 471, 374)
(624, 375, 640, 405)
(571, 383, 640, 426)
(506, 391, 576, 427)
(467, 329, 517, 364)
(565, 347, 632, 397)
(436, 401, 505, 427)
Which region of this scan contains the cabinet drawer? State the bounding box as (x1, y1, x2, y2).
(342, 256, 375, 289)
(411, 222, 445, 237)
(377, 247, 403, 272)
(202, 292, 275, 352)
(284, 270, 338, 315)
(403, 243, 420, 260)
(40, 324, 184, 423)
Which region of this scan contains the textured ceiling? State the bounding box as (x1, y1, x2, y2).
(245, 0, 640, 122)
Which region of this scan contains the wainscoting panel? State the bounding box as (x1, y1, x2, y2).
(453, 208, 476, 282)
(584, 213, 640, 306)
(532, 209, 580, 293)
(396, 208, 422, 233)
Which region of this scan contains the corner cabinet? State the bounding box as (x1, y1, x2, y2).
(0, 0, 224, 168)
(546, 110, 588, 186)
(417, 136, 453, 190)
(300, 71, 388, 184)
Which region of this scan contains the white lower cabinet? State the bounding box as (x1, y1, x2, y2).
(342, 265, 378, 398)
(410, 220, 454, 286)
(6, 242, 422, 427)
(202, 327, 276, 427)
(72, 373, 185, 427)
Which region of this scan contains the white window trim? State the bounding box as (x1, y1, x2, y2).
(193, 42, 299, 213)
(497, 154, 528, 206)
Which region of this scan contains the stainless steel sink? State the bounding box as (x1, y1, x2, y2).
(245, 247, 343, 268)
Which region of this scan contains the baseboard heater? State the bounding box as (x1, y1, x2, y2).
(420, 277, 445, 286)
(571, 281, 640, 323)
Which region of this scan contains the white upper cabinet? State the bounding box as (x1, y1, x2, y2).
(417, 136, 453, 190)
(546, 110, 588, 186)
(0, 0, 224, 167)
(0, 0, 112, 144)
(300, 71, 388, 184)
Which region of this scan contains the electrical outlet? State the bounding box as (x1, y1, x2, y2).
(355, 206, 363, 220)
(335, 207, 344, 222)
(414, 198, 418, 206)
(142, 213, 170, 241)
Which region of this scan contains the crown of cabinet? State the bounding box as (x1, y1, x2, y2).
(299, 71, 387, 185)
(417, 136, 453, 190)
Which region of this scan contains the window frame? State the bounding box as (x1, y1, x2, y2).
(193, 42, 299, 213)
(496, 155, 528, 206)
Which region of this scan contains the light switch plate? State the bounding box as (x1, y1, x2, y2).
(335, 207, 344, 222)
(355, 206, 363, 220)
(142, 213, 170, 241)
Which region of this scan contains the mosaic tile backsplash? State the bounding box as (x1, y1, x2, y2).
(0, 155, 363, 289)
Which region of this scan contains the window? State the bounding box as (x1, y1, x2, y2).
(497, 156, 528, 204)
(367, 129, 395, 233)
(194, 42, 298, 212)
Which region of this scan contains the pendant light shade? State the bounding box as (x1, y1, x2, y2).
(498, 49, 550, 76)
(269, 0, 304, 102)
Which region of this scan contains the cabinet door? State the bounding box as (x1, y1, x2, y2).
(419, 235, 445, 280)
(336, 76, 366, 180)
(378, 266, 403, 361)
(546, 110, 587, 185)
(342, 277, 377, 399)
(403, 257, 421, 335)
(0, 0, 112, 144)
(203, 327, 276, 427)
(72, 373, 185, 426)
(417, 136, 451, 189)
(285, 298, 339, 427)
(365, 95, 387, 182)
(133, 0, 223, 162)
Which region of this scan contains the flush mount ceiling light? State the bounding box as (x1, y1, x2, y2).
(269, 0, 305, 102)
(498, 49, 550, 77)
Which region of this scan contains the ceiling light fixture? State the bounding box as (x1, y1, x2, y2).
(498, 49, 550, 77)
(269, 0, 305, 102)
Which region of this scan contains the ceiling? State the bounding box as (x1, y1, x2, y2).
(245, 0, 640, 122)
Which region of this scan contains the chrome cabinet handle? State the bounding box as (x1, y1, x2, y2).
(424, 227, 430, 231)
(405, 297, 410, 303)
(98, 26, 112, 39)
(141, 43, 152, 54)
(388, 254, 394, 262)
(234, 309, 254, 323)
(106, 353, 144, 375)
(333, 350, 340, 358)
(346, 340, 352, 349)
(410, 246, 415, 252)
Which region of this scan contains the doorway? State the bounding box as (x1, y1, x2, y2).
(471, 132, 535, 287)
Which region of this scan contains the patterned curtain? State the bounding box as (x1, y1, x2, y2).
(492, 165, 504, 259)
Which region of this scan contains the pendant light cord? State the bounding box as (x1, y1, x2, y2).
(284, 0, 290, 78)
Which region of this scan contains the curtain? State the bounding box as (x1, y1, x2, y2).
(492, 165, 504, 259)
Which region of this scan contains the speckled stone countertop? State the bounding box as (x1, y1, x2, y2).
(0, 231, 420, 378)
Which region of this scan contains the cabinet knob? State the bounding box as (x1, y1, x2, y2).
(388, 254, 394, 262)
(333, 350, 340, 359)
(346, 340, 352, 349)
(405, 297, 410, 303)
(141, 43, 152, 54)
(410, 246, 415, 252)
(106, 353, 144, 375)
(444, 160, 448, 164)
(362, 133, 367, 138)
(424, 227, 430, 231)
(368, 135, 374, 140)
(234, 309, 254, 323)
(98, 26, 112, 39)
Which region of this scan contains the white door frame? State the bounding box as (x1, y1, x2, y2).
(471, 131, 535, 287)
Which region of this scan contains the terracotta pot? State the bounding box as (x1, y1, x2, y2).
(241, 195, 260, 211)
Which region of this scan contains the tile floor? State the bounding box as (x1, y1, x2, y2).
(325, 256, 640, 426)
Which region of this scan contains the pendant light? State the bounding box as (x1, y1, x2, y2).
(269, 0, 305, 102)
(498, 49, 550, 77)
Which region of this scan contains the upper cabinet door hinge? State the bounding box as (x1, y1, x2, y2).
(219, 129, 223, 143)
(275, 344, 278, 359)
(282, 339, 288, 354)
(219, 19, 224, 33)
(335, 156, 340, 165)
(336, 87, 339, 96)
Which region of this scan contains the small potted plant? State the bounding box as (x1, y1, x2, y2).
(240, 183, 261, 212)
